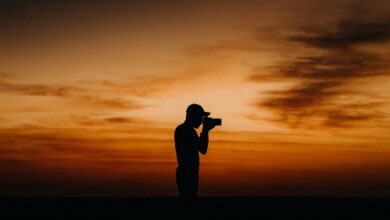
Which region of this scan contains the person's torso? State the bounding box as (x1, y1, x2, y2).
(174, 123, 200, 169)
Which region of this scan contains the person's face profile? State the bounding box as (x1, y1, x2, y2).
(188, 114, 201, 128)
(187, 112, 205, 128)
(194, 115, 203, 128)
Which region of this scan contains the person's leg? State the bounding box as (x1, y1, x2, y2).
(176, 167, 185, 197)
(191, 174, 199, 198)
(177, 168, 199, 199)
(186, 170, 199, 198)
(181, 176, 193, 199)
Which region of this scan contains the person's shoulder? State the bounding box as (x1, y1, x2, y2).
(175, 123, 191, 134)
(175, 123, 186, 132)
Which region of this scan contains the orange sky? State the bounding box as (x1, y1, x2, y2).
(1, 0, 390, 196)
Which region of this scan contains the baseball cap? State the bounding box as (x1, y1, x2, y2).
(186, 103, 210, 116)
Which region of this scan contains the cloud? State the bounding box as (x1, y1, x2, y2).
(105, 117, 136, 124)
(289, 17, 390, 50)
(323, 110, 383, 128)
(0, 78, 145, 111)
(0, 72, 15, 79)
(77, 95, 143, 110)
(261, 81, 339, 110)
(71, 116, 140, 126)
(249, 15, 390, 128)
(0, 81, 77, 97)
(269, 51, 389, 80)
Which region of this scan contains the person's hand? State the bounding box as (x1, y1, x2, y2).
(202, 121, 216, 132)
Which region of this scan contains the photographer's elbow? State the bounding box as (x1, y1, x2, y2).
(199, 146, 207, 155)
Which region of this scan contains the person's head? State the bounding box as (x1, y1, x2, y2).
(185, 103, 210, 128)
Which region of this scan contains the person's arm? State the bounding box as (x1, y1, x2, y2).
(198, 120, 216, 154)
(198, 130, 209, 155)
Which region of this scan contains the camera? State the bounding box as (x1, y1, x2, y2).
(203, 117, 222, 126)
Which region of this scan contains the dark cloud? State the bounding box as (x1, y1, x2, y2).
(290, 17, 390, 50)
(323, 110, 382, 128)
(72, 116, 133, 127)
(105, 117, 135, 124)
(250, 15, 390, 128)
(261, 81, 339, 110)
(271, 51, 388, 80)
(71, 116, 140, 126)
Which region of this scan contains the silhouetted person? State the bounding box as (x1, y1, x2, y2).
(174, 103, 216, 199)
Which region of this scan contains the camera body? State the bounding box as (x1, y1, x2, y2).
(203, 117, 222, 126)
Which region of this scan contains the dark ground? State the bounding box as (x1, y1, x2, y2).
(0, 197, 389, 219)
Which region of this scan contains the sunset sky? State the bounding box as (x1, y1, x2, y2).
(1, 0, 390, 196)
